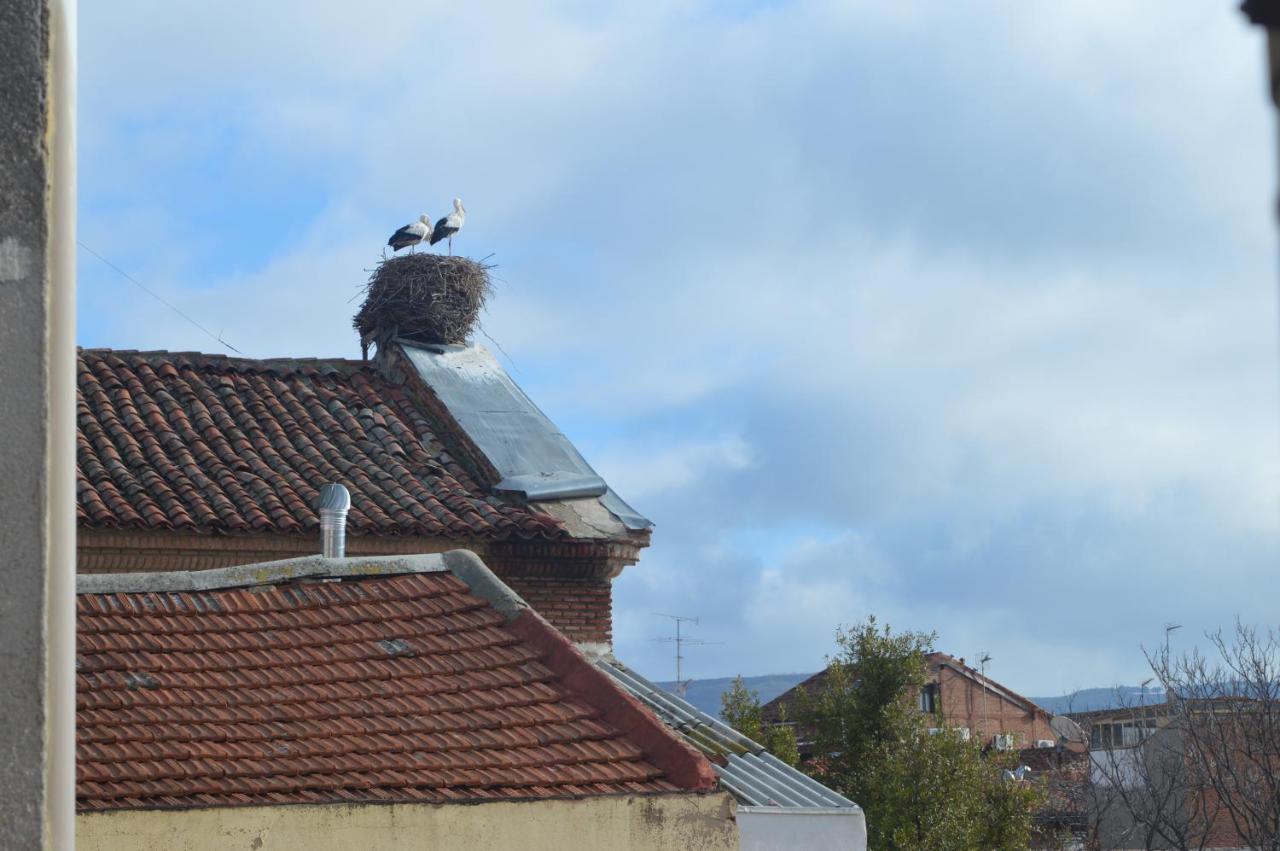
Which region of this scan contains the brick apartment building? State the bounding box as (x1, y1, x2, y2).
(763, 652, 1090, 844)
(762, 652, 1068, 752)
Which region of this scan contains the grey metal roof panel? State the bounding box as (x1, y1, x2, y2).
(399, 342, 651, 530)
(598, 659, 860, 812)
(495, 472, 607, 500)
(599, 488, 652, 531)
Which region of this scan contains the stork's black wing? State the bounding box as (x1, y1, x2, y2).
(429, 217, 456, 245)
(388, 225, 418, 249)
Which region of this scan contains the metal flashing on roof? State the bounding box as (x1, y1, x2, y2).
(75, 553, 453, 595)
(75, 549, 540, 627)
(495, 472, 607, 500)
(598, 658, 861, 813)
(599, 488, 652, 530)
(399, 341, 651, 530)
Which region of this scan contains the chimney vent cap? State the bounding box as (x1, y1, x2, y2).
(317, 483, 351, 512)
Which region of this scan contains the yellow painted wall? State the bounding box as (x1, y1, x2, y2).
(77, 792, 739, 851)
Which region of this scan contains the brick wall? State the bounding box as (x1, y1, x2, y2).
(1185, 721, 1262, 850)
(1192, 784, 1251, 849)
(79, 529, 631, 647)
(935, 664, 1058, 748)
(77, 529, 457, 574)
(507, 575, 613, 646)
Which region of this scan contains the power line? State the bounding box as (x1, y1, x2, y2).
(77, 241, 245, 355)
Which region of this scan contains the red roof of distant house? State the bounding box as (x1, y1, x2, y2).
(76, 554, 715, 811)
(76, 348, 564, 540)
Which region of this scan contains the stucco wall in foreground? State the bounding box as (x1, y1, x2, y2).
(0, 1, 54, 847)
(77, 792, 739, 851)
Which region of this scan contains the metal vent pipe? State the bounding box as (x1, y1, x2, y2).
(316, 483, 351, 558)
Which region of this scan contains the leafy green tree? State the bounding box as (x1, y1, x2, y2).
(764, 703, 801, 768)
(721, 675, 765, 740)
(720, 675, 800, 767)
(796, 617, 1039, 850)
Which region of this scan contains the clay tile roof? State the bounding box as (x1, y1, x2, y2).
(76, 348, 564, 541)
(76, 566, 707, 811)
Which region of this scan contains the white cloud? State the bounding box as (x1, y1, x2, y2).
(590, 434, 753, 500)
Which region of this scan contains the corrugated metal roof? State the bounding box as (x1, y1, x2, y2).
(400, 342, 651, 530)
(598, 659, 860, 812)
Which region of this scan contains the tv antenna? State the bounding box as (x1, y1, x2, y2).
(651, 613, 721, 696)
(978, 653, 992, 739)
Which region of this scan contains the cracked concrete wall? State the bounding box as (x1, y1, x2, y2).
(0, 0, 53, 846)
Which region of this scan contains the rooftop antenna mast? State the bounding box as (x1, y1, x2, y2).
(652, 613, 720, 696)
(979, 652, 992, 742)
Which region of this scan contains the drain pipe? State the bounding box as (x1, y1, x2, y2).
(48, 2, 78, 847)
(316, 483, 351, 558)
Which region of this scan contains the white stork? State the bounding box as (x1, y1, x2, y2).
(430, 198, 466, 254)
(387, 214, 433, 253)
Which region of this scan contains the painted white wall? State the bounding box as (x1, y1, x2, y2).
(1090, 747, 1144, 788)
(737, 808, 867, 851)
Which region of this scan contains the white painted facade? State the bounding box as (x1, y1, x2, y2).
(737, 806, 868, 851)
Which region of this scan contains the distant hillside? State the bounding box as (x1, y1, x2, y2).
(655, 675, 1166, 719)
(1031, 686, 1169, 715)
(656, 673, 814, 719)
(650, 673, 1162, 720)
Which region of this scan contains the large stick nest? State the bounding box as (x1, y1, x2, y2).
(354, 254, 491, 350)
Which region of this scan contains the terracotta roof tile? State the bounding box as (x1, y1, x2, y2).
(77, 349, 564, 540)
(76, 571, 684, 811)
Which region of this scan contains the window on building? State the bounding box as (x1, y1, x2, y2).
(919, 683, 939, 714)
(1089, 719, 1157, 749)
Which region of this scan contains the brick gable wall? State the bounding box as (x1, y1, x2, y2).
(935, 664, 1058, 747)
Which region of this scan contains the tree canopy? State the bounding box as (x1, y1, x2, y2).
(793, 617, 1040, 850)
(720, 675, 799, 767)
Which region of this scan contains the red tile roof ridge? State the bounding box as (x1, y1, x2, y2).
(77, 552, 456, 596)
(433, 550, 716, 791)
(79, 346, 370, 372)
(502, 612, 717, 793)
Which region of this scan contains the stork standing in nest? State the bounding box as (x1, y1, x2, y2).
(387, 214, 433, 254)
(431, 198, 466, 254)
